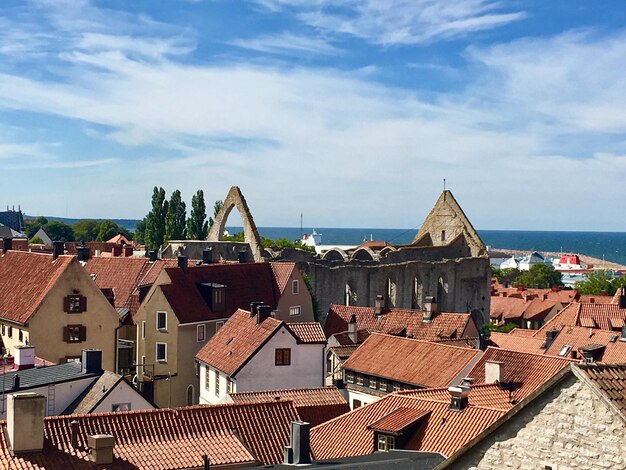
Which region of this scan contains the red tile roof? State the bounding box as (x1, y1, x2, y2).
(522, 298, 558, 321)
(466, 347, 572, 402)
(543, 326, 626, 363)
(488, 331, 545, 355)
(0, 251, 74, 324)
(343, 333, 480, 388)
(160, 263, 279, 324)
(229, 387, 350, 427)
(0, 401, 299, 468)
(328, 345, 359, 360)
(270, 262, 295, 295)
(578, 303, 626, 330)
(330, 329, 371, 346)
(324, 304, 472, 341)
(577, 364, 626, 418)
(286, 322, 326, 344)
(367, 408, 430, 434)
(491, 285, 578, 304)
(579, 294, 615, 304)
(311, 384, 510, 460)
(489, 296, 528, 321)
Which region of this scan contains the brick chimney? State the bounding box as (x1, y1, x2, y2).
(2, 237, 12, 254)
(148, 250, 158, 262)
(7, 393, 45, 453)
(111, 245, 122, 257)
(347, 314, 358, 344)
(14, 345, 35, 371)
(202, 248, 213, 265)
(123, 246, 133, 257)
(485, 360, 502, 383)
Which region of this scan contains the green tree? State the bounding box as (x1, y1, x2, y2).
(516, 263, 562, 289)
(491, 267, 520, 285)
(134, 218, 147, 245)
(96, 220, 123, 242)
(29, 236, 45, 244)
(574, 270, 617, 296)
(23, 220, 41, 239)
(73, 220, 100, 242)
(35, 216, 48, 225)
(186, 190, 209, 240)
(45, 221, 75, 242)
(165, 190, 187, 242)
(144, 187, 168, 251)
(209, 199, 223, 229)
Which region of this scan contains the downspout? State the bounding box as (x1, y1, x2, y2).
(114, 322, 124, 374)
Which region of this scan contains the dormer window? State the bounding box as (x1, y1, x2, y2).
(377, 435, 395, 452)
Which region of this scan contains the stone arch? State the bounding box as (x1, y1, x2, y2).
(186, 384, 195, 406)
(385, 276, 397, 308)
(437, 274, 449, 311)
(207, 186, 263, 261)
(345, 281, 357, 306)
(411, 276, 424, 310)
(322, 248, 349, 262)
(351, 247, 377, 262)
(379, 246, 396, 258)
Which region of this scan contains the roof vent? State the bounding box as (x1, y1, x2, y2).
(448, 385, 470, 411)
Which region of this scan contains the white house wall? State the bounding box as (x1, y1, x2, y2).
(91, 380, 155, 413)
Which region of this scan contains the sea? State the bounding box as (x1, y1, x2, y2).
(226, 226, 626, 266)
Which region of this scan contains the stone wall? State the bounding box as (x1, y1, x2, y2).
(452, 375, 626, 470)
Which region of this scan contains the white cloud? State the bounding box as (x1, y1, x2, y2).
(230, 32, 340, 56)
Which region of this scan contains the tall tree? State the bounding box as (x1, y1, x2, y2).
(209, 199, 223, 229)
(134, 218, 147, 245)
(186, 190, 209, 240)
(96, 220, 124, 242)
(144, 187, 168, 251)
(45, 221, 75, 242)
(165, 190, 187, 242)
(73, 220, 100, 242)
(516, 263, 562, 289)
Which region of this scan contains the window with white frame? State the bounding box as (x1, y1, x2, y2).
(156, 311, 167, 330)
(377, 434, 395, 451)
(227, 379, 233, 394)
(197, 324, 206, 342)
(289, 306, 301, 317)
(156, 342, 167, 362)
(205, 367, 210, 390)
(215, 370, 220, 396)
(292, 279, 299, 294)
(141, 321, 146, 340)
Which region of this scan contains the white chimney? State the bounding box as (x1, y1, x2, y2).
(347, 314, 358, 344)
(8, 393, 45, 453)
(88, 434, 116, 464)
(423, 296, 437, 323)
(485, 360, 503, 384)
(14, 345, 35, 371)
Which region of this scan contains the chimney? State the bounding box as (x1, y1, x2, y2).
(544, 329, 558, 349)
(541, 293, 548, 301)
(256, 305, 272, 325)
(71, 420, 79, 448)
(249, 301, 263, 318)
(7, 393, 45, 453)
(619, 287, 626, 309)
(149, 250, 158, 262)
(600, 290, 607, 297)
(478, 332, 490, 351)
(81, 349, 103, 375)
(14, 345, 35, 371)
(123, 246, 133, 257)
(589, 297, 595, 304)
(178, 255, 188, 272)
(202, 249, 212, 265)
(2, 237, 12, 254)
(111, 245, 122, 257)
(374, 295, 384, 315)
(13, 374, 20, 390)
(88, 434, 116, 465)
(283, 421, 311, 465)
(52, 241, 64, 260)
(620, 325, 626, 342)
(485, 360, 502, 383)
(238, 250, 248, 263)
(347, 314, 358, 344)
(423, 296, 437, 323)
(76, 245, 90, 262)
(448, 385, 470, 411)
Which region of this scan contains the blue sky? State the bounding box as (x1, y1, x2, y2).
(1, 1, 626, 231)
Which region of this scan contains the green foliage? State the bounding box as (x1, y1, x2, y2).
(223, 231, 245, 242)
(187, 190, 209, 240)
(96, 220, 121, 242)
(23, 220, 41, 239)
(574, 270, 622, 296)
(301, 271, 321, 322)
(491, 267, 521, 284)
(35, 216, 48, 225)
(165, 190, 187, 242)
(144, 187, 168, 251)
(29, 236, 45, 244)
(73, 220, 100, 242)
(515, 263, 562, 289)
(134, 218, 147, 245)
(482, 322, 518, 333)
(45, 221, 75, 242)
(209, 199, 223, 229)
(261, 236, 316, 253)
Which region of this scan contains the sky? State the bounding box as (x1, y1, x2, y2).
(1, 1, 626, 231)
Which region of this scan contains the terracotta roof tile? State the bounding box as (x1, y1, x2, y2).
(578, 303, 626, 331)
(324, 304, 472, 341)
(488, 331, 545, 354)
(270, 262, 295, 295)
(287, 322, 326, 343)
(330, 329, 371, 346)
(63, 371, 124, 415)
(577, 363, 626, 418)
(467, 347, 572, 402)
(532, 302, 581, 337)
(367, 408, 430, 434)
(311, 384, 509, 460)
(343, 333, 480, 388)
(196, 309, 283, 376)
(0, 251, 74, 324)
(579, 294, 615, 304)
(489, 296, 528, 321)
(229, 387, 349, 427)
(328, 345, 359, 360)
(544, 326, 626, 363)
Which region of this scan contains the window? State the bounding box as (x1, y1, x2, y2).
(289, 306, 301, 317)
(18, 330, 23, 342)
(112, 403, 131, 412)
(156, 311, 167, 331)
(377, 434, 395, 452)
(1, 325, 4, 335)
(197, 324, 206, 342)
(345, 371, 355, 384)
(216, 321, 224, 332)
(292, 279, 299, 294)
(205, 367, 211, 390)
(186, 385, 194, 406)
(393, 382, 403, 392)
(63, 325, 86, 343)
(275, 348, 291, 366)
(379, 378, 387, 392)
(141, 321, 146, 340)
(369, 377, 378, 389)
(215, 370, 220, 397)
(227, 379, 233, 394)
(8, 326, 12, 338)
(64, 295, 86, 313)
(356, 374, 364, 386)
(156, 342, 167, 362)
(353, 399, 362, 409)
(441, 230, 446, 242)
(558, 344, 572, 357)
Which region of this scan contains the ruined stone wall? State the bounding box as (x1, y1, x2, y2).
(162, 240, 253, 262)
(452, 375, 626, 470)
(306, 256, 490, 324)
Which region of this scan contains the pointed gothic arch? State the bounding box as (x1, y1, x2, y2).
(206, 186, 263, 261)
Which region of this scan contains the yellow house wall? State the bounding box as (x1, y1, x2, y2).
(23, 261, 119, 371)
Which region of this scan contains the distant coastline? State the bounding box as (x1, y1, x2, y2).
(490, 248, 626, 271)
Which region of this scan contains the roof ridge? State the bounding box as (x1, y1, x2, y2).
(368, 331, 477, 351)
(483, 346, 574, 362)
